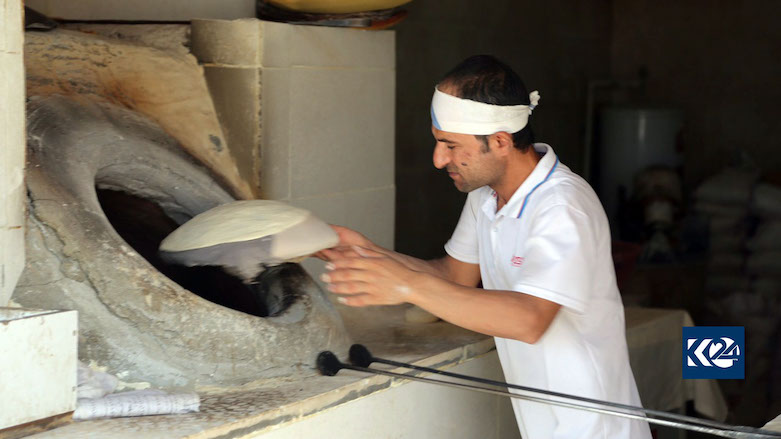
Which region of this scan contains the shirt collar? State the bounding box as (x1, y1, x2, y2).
(480, 143, 558, 220)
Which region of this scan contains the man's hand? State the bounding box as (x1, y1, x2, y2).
(321, 246, 420, 307)
(315, 225, 377, 261)
(331, 225, 373, 247)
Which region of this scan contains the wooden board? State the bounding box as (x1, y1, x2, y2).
(0, 412, 73, 439)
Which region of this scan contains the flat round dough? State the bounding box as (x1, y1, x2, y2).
(160, 200, 310, 252)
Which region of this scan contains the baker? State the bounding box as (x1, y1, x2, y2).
(319, 55, 652, 439)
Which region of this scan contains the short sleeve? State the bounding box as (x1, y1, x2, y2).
(444, 191, 481, 264)
(511, 204, 597, 313)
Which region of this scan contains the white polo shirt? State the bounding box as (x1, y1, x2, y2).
(445, 144, 651, 439)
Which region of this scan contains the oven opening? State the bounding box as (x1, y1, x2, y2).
(96, 188, 297, 317)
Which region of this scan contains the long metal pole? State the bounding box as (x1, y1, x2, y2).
(352, 346, 732, 432)
(318, 351, 780, 439)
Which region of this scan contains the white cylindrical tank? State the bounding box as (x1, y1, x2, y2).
(597, 106, 683, 226)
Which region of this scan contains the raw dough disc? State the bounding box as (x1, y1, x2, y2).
(161, 200, 310, 252)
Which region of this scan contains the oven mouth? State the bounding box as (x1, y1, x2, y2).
(96, 188, 297, 318)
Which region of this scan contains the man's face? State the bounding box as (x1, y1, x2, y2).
(431, 126, 502, 193)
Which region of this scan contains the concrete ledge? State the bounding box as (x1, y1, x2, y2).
(24, 306, 502, 438)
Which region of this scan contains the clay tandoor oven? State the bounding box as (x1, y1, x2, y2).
(13, 28, 351, 389)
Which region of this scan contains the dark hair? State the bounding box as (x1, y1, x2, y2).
(438, 55, 535, 152)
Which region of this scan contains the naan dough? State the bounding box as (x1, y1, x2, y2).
(160, 200, 310, 252)
(160, 200, 339, 281)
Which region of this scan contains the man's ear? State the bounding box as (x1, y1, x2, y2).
(491, 131, 514, 155)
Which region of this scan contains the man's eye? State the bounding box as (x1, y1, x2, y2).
(447, 144, 455, 150)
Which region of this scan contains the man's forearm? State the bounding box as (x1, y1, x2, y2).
(408, 273, 560, 343)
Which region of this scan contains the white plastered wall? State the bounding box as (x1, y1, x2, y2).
(1, 0, 25, 306)
(190, 19, 396, 281)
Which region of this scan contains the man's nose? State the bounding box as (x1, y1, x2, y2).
(432, 143, 450, 169)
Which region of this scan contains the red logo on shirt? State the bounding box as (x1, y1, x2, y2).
(511, 256, 525, 267)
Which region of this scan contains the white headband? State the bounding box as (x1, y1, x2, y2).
(430, 87, 541, 135)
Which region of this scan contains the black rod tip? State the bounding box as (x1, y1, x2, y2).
(348, 344, 374, 368)
(316, 351, 343, 376)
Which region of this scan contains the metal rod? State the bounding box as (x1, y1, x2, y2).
(320, 350, 780, 439)
(348, 344, 733, 433)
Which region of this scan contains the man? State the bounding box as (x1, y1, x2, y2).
(319, 55, 651, 439)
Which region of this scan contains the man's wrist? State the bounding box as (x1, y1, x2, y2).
(407, 270, 435, 306)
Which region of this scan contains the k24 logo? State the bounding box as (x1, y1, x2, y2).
(682, 327, 744, 379)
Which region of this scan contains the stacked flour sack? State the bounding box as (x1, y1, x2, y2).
(693, 168, 757, 297)
(694, 168, 781, 423)
(747, 181, 781, 297)
(746, 179, 781, 418)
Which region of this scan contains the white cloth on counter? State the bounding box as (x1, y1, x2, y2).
(75, 362, 200, 420)
(74, 389, 200, 421)
(624, 307, 728, 421)
(764, 413, 781, 432)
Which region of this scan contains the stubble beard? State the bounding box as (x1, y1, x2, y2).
(449, 148, 500, 193)
(450, 170, 487, 193)
(449, 164, 496, 193)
